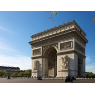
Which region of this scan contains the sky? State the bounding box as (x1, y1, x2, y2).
(0, 1, 94, 94)
(0, 11, 95, 72)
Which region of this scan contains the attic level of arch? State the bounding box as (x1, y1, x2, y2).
(29, 26, 88, 47)
(30, 20, 86, 43)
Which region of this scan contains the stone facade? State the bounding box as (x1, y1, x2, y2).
(29, 20, 88, 78)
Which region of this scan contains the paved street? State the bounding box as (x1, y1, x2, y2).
(0, 78, 95, 83)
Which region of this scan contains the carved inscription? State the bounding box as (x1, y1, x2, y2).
(60, 41, 72, 50)
(75, 42, 85, 54)
(33, 48, 41, 55)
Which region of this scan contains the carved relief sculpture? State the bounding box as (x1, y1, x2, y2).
(33, 61, 39, 70)
(33, 48, 41, 55)
(61, 55, 70, 69)
(42, 43, 58, 52)
(60, 41, 72, 50)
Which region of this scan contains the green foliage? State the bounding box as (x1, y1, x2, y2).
(93, 17, 95, 22)
(0, 70, 7, 76)
(3, 71, 8, 76)
(24, 69, 31, 77)
(11, 72, 19, 77)
(0, 69, 31, 77)
(11, 70, 31, 77)
(46, 11, 59, 22)
(0, 70, 4, 76)
(85, 73, 95, 78)
(46, 12, 94, 23)
(85, 73, 88, 77)
(50, 11, 59, 22)
(18, 72, 25, 77)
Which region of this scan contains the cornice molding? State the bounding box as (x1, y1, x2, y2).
(31, 20, 75, 38)
(29, 28, 88, 45)
(31, 20, 86, 38)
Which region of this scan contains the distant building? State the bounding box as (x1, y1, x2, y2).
(0, 66, 25, 74)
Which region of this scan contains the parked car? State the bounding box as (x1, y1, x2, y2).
(72, 76, 76, 80)
(37, 76, 42, 80)
(65, 76, 73, 82)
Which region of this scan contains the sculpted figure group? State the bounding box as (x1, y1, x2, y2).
(61, 55, 70, 69)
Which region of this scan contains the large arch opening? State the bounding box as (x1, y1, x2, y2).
(44, 47, 57, 77)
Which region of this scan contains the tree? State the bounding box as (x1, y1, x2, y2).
(93, 17, 95, 22)
(93, 74, 95, 78)
(47, 11, 95, 23)
(85, 73, 89, 78)
(0, 70, 7, 76)
(46, 11, 59, 22)
(11, 72, 19, 77)
(9, 69, 32, 77)
(3, 71, 8, 77)
(18, 72, 25, 77)
(85, 73, 95, 78)
(0, 70, 4, 76)
(24, 69, 31, 77)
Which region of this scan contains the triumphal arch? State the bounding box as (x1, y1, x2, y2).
(29, 20, 88, 78)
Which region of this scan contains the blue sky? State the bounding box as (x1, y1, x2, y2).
(0, 11, 95, 72)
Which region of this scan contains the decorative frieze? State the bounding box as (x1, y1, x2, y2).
(42, 43, 58, 52)
(75, 42, 85, 54)
(33, 48, 41, 55)
(32, 24, 75, 41)
(60, 41, 73, 50)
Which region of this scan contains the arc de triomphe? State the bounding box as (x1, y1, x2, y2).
(29, 20, 88, 78)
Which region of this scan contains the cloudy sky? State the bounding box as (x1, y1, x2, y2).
(0, 11, 95, 72)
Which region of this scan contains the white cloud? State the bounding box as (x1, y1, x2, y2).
(0, 40, 14, 52)
(0, 54, 31, 70)
(0, 38, 17, 55)
(86, 56, 91, 62)
(0, 37, 31, 70)
(0, 26, 13, 34)
(86, 63, 95, 73)
(0, 26, 18, 35)
(85, 56, 95, 73)
(0, 37, 9, 43)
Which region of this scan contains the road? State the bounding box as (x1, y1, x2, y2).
(0, 78, 95, 83)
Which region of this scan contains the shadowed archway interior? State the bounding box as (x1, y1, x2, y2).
(44, 47, 57, 77)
